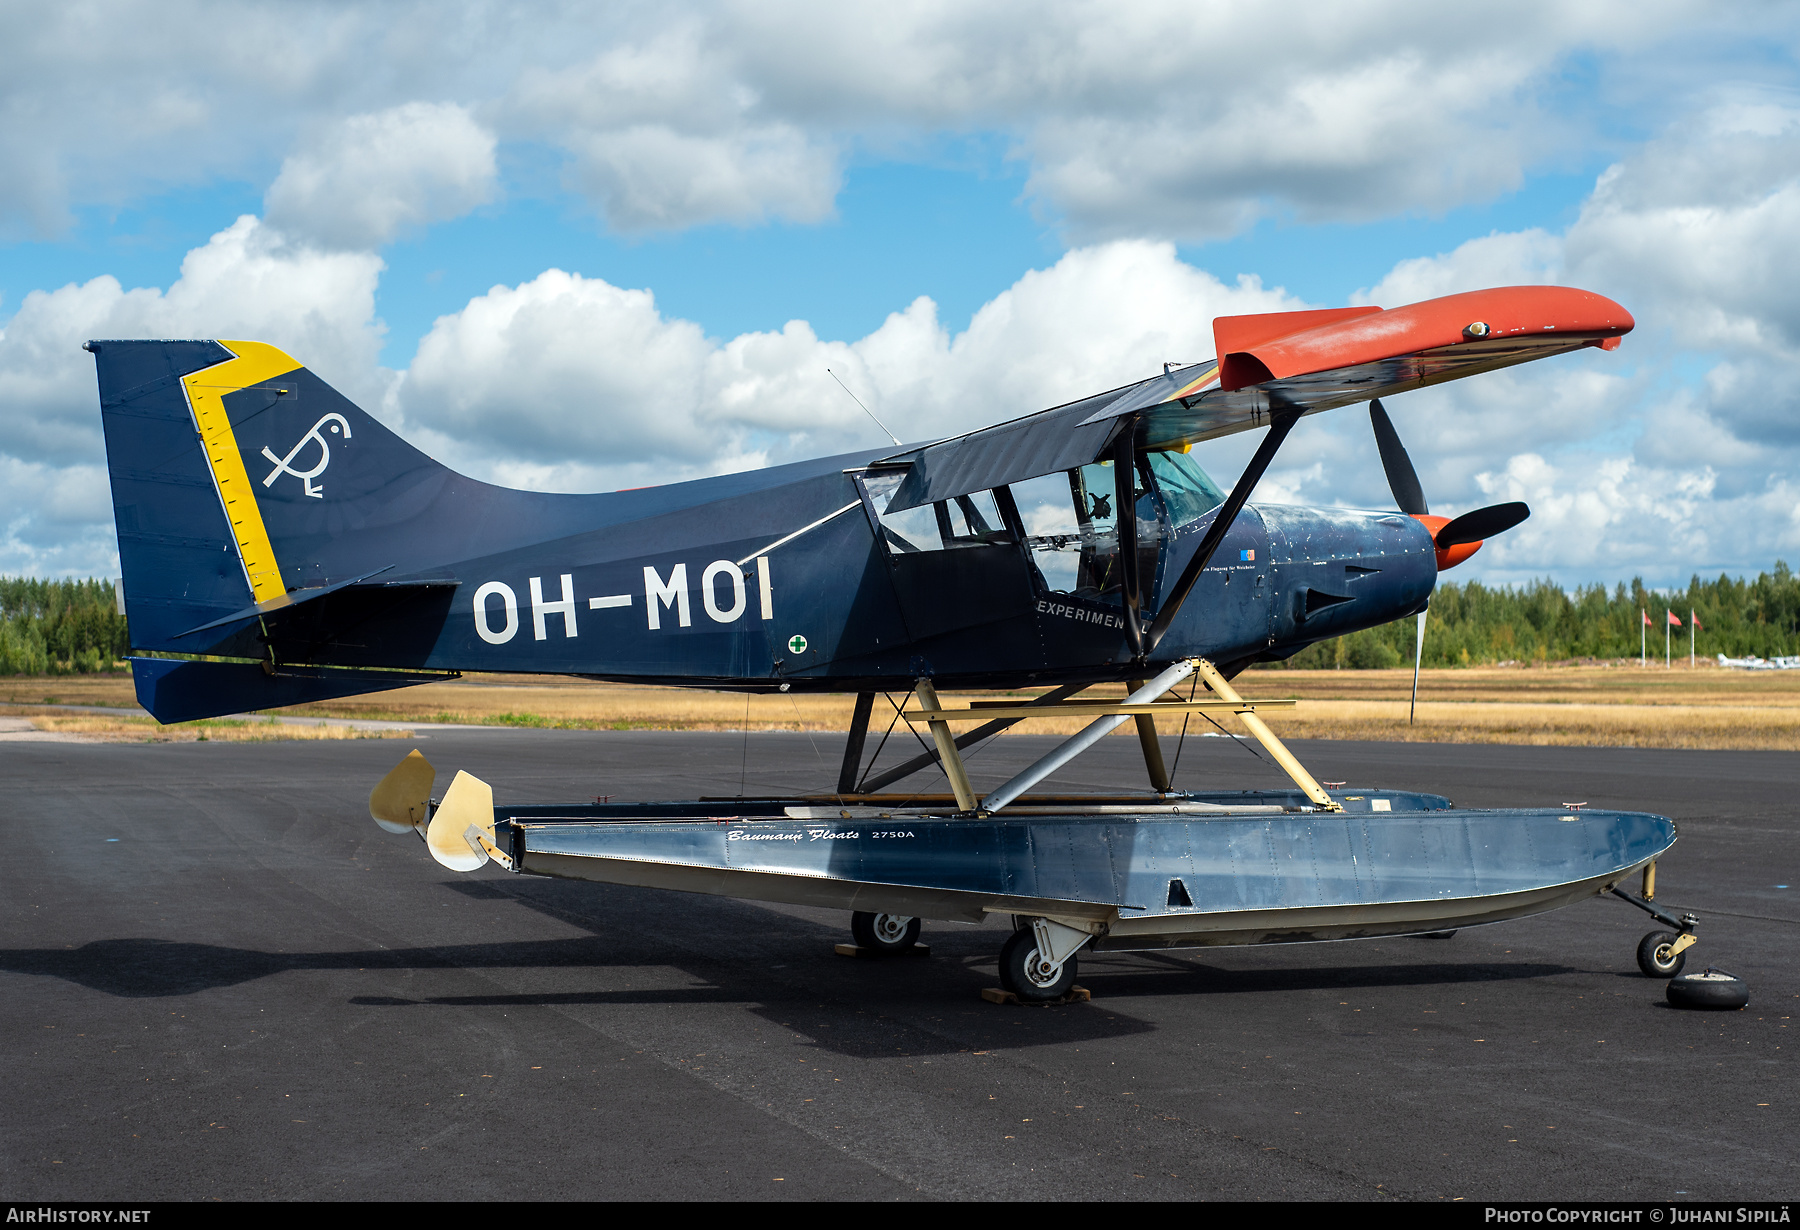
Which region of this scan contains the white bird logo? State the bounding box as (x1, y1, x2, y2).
(261, 413, 352, 498)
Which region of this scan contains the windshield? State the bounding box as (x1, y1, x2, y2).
(1146, 449, 1226, 528)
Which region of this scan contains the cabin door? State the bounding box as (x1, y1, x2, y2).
(856, 474, 1037, 642)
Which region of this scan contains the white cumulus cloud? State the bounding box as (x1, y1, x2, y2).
(0, 0, 1782, 241)
(1262, 102, 1800, 581)
(264, 102, 498, 249)
(10, 93, 1800, 586)
(391, 240, 1304, 486)
(0, 216, 386, 574)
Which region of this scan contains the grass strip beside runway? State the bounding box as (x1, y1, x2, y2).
(3, 664, 1798, 749)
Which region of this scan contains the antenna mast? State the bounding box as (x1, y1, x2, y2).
(826, 369, 902, 447)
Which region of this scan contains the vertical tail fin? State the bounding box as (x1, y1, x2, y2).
(92, 338, 256, 652)
(92, 338, 466, 656)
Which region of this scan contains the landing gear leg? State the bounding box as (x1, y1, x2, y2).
(998, 918, 1093, 1002)
(1612, 877, 1698, 979)
(850, 911, 921, 954)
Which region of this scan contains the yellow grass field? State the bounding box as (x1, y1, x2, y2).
(0, 708, 414, 743)
(6, 662, 1798, 750)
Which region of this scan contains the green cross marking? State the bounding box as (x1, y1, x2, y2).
(786, 634, 808, 655)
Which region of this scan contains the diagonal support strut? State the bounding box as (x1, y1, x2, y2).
(854, 683, 1086, 794)
(1143, 407, 1302, 654)
(982, 659, 1198, 813)
(1191, 658, 1340, 811)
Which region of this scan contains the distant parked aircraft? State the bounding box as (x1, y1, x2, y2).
(1718, 652, 1800, 670)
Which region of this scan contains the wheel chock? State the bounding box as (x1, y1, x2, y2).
(980, 985, 1091, 1006)
(834, 943, 931, 959)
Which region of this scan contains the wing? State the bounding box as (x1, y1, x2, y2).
(881, 285, 1632, 511)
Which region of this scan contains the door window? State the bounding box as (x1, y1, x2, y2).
(1008, 459, 1164, 602)
(860, 471, 1011, 554)
(1008, 471, 1085, 593)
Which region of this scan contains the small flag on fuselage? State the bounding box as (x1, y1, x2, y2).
(1240, 549, 1255, 562)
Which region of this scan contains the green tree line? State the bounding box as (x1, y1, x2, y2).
(1271, 561, 1800, 669)
(0, 577, 129, 675)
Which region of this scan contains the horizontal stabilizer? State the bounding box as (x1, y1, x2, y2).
(131, 656, 455, 724)
(174, 567, 392, 637)
(172, 569, 460, 639)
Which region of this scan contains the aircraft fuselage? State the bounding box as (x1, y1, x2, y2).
(94, 338, 1433, 703)
(192, 450, 1435, 690)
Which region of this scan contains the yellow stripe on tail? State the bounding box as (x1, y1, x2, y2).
(181, 340, 303, 603)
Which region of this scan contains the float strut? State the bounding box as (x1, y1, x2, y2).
(1129, 678, 1172, 793)
(837, 692, 875, 795)
(983, 660, 1197, 814)
(1190, 658, 1341, 811)
(914, 678, 978, 814)
(856, 684, 1086, 794)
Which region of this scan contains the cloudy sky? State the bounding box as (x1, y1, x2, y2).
(2, 1, 1797, 587)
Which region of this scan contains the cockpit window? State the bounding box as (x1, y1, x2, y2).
(1009, 471, 1085, 592)
(1145, 449, 1226, 528)
(1007, 460, 1162, 602)
(860, 471, 1012, 555)
(860, 448, 1223, 603)
(939, 492, 1009, 546)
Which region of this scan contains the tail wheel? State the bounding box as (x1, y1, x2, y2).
(850, 911, 920, 953)
(998, 927, 1077, 1002)
(1636, 931, 1687, 979)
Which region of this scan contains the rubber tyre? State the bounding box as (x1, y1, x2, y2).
(850, 911, 920, 953)
(1636, 931, 1688, 978)
(1666, 970, 1749, 1010)
(998, 927, 1077, 1002)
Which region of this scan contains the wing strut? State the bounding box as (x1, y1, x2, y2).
(1143, 407, 1302, 654)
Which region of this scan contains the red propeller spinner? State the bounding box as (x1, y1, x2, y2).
(1410, 505, 1531, 571)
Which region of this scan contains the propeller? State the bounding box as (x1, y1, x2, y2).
(1367, 399, 1531, 570)
(1368, 399, 1534, 722)
(1434, 501, 1530, 548)
(1370, 398, 1428, 517)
